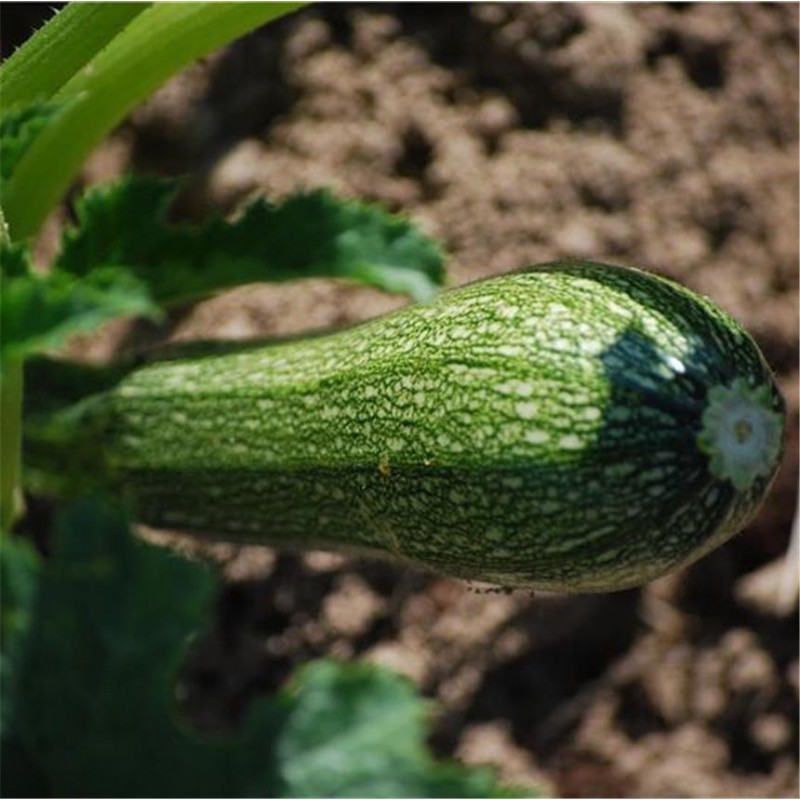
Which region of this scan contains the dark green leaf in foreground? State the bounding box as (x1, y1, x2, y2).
(1, 498, 517, 798)
(0, 102, 62, 195)
(0, 536, 39, 732)
(57, 176, 446, 305)
(0, 536, 45, 795)
(0, 241, 159, 367)
(0, 499, 219, 797)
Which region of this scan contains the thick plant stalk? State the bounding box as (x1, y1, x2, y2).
(2, 2, 305, 241)
(0, 4, 149, 109)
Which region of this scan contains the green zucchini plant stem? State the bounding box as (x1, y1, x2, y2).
(3, 2, 304, 242)
(0, 3, 149, 109)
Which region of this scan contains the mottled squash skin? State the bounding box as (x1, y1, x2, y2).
(106, 262, 785, 592)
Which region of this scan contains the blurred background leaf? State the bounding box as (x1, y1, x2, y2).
(0, 497, 516, 798)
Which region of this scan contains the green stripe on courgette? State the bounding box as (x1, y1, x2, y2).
(97, 261, 785, 592)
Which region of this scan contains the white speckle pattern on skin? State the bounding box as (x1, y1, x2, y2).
(559, 434, 583, 450)
(525, 429, 550, 445)
(515, 402, 538, 420)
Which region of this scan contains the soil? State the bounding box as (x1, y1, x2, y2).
(20, 3, 800, 797)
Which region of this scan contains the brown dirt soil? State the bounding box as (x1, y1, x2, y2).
(32, 3, 800, 797)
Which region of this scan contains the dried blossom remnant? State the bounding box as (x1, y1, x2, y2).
(698, 378, 784, 491)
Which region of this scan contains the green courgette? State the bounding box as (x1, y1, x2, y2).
(95, 261, 785, 592)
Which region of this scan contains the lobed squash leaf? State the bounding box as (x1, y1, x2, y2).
(0, 241, 159, 369)
(56, 175, 446, 306)
(1, 174, 443, 371)
(0, 497, 519, 798)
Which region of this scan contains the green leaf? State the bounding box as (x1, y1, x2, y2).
(0, 536, 39, 733)
(57, 176, 446, 305)
(0, 536, 46, 795)
(1, 497, 517, 798)
(1, 498, 221, 797)
(275, 660, 511, 798)
(0, 242, 160, 366)
(0, 102, 62, 194)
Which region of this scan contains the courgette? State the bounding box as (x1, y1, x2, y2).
(98, 261, 785, 592)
